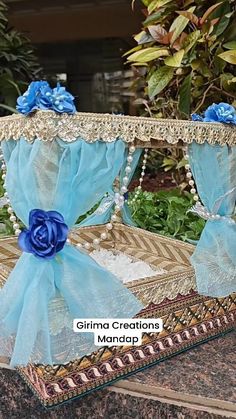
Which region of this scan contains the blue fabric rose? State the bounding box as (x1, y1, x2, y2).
(16, 81, 51, 115)
(204, 103, 236, 124)
(51, 83, 76, 114)
(191, 113, 203, 122)
(16, 81, 76, 115)
(18, 209, 68, 259)
(191, 103, 236, 125)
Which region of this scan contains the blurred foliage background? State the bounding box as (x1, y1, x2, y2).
(125, 0, 236, 223)
(127, 0, 236, 118)
(0, 0, 41, 114)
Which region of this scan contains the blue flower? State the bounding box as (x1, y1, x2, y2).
(191, 113, 203, 122)
(191, 103, 236, 125)
(16, 81, 76, 115)
(203, 103, 236, 124)
(36, 83, 53, 110)
(16, 81, 52, 115)
(18, 209, 68, 259)
(51, 83, 76, 114)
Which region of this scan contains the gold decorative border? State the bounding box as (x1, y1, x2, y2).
(18, 310, 236, 407)
(0, 110, 235, 145)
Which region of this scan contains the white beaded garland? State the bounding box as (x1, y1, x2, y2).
(184, 148, 200, 203)
(100, 232, 107, 240)
(73, 144, 137, 251)
(131, 148, 149, 204)
(0, 145, 22, 236)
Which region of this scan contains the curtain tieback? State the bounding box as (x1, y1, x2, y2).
(18, 209, 69, 259)
(94, 193, 125, 215)
(189, 187, 236, 225)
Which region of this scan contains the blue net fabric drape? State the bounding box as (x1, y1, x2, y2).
(79, 148, 142, 227)
(189, 141, 236, 297)
(0, 138, 143, 367)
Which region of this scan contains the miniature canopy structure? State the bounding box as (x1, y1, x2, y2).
(0, 110, 235, 368)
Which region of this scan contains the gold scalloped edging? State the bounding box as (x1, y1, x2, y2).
(0, 110, 235, 145)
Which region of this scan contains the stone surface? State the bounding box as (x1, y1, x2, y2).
(0, 330, 235, 418)
(122, 329, 236, 404)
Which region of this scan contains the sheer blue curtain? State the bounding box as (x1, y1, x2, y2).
(189, 142, 236, 297)
(0, 138, 143, 366)
(79, 148, 142, 227)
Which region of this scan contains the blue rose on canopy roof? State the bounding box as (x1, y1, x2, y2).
(51, 83, 76, 114)
(204, 103, 236, 124)
(16, 81, 76, 115)
(191, 113, 203, 122)
(16, 81, 51, 115)
(192, 102, 236, 125)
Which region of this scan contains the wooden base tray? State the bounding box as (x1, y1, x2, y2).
(0, 224, 235, 407)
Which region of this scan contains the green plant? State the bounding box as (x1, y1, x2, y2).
(127, 0, 236, 118)
(129, 188, 205, 241)
(0, 1, 41, 113)
(0, 177, 14, 236)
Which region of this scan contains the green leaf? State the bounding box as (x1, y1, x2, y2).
(164, 49, 184, 67)
(223, 41, 236, 50)
(143, 8, 171, 26)
(0, 104, 18, 113)
(200, 2, 222, 24)
(147, 0, 173, 14)
(218, 50, 236, 65)
(211, 2, 231, 37)
(182, 30, 201, 53)
(179, 73, 192, 116)
(123, 45, 142, 57)
(170, 6, 196, 44)
(220, 73, 236, 92)
(148, 66, 174, 98)
(127, 47, 169, 63)
(224, 18, 236, 42)
(5, 78, 21, 96)
(134, 30, 153, 45)
(214, 46, 226, 74)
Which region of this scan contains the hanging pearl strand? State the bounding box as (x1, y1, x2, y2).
(0, 143, 136, 250)
(130, 148, 149, 204)
(184, 148, 199, 203)
(0, 146, 21, 236)
(74, 144, 136, 252)
(183, 148, 233, 223)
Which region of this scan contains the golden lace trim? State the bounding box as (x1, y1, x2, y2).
(0, 110, 235, 145)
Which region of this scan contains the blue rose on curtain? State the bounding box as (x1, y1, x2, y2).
(0, 138, 143, 367)
(18, 209, 68, 259)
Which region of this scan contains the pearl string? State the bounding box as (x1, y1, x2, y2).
(130, 148, 149, 204)
(66, 145, 137, 251)
(0, 143, 136, 250)
(184, 148, 199, 203)
(184, 147, 235, 224)
(0, 146, 22, 236)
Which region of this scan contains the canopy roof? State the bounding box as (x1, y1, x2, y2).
(0, 110, 235, 147)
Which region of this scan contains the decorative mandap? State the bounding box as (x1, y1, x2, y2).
(0, 83, 235, 406)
